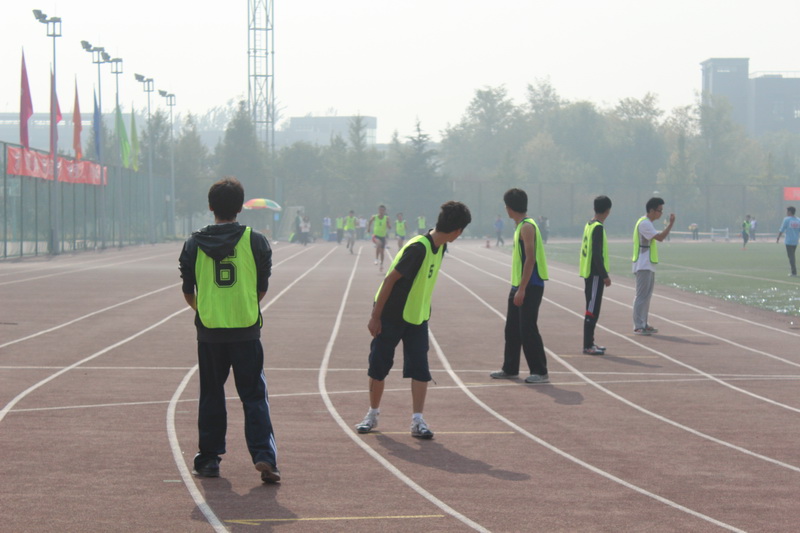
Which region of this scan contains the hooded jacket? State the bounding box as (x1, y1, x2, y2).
(179, 222, 272, 342)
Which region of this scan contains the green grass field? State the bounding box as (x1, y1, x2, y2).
(543, 239, 800, 316)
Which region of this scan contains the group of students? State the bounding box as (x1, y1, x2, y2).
(178, 177, 677, 484)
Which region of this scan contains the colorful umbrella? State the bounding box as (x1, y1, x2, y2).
(243, 198, 282, 212)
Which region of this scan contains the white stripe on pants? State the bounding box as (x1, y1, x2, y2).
(633, 269, 655, 330)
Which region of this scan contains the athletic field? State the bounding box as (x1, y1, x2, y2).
(2, 239, 799, 532)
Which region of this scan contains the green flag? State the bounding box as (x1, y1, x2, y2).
(115, 105, 130, 168)
(130, 105, 140, 172)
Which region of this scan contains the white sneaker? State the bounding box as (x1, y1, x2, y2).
(411, 418, 434, 439)
(355, 413, 378, 434)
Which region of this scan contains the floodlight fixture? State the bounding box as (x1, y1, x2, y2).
(134, 73, 145, 82)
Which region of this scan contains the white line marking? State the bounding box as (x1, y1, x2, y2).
(316, 247, 490, 532)
(429, 330, 745, 532)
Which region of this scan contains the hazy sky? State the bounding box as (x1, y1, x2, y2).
(3, 1, 800, 144)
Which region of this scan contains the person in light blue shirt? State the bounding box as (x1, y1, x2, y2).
(777, 206, 800, 276)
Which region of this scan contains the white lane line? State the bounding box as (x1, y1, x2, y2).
(0, 307, 188, 424)
(440, 268, 800, 473)
(317, 247, 490, 533)
(166, 243, 337, 532)
(0, 250, 177, 286)
(449, 253, 800, 413)
(0, 284, 178, 350)
(428, 330, 746, 532)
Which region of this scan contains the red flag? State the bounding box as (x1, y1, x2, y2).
(20, 51, 34, 149)
(72, 79, 82, 160)
(50, 69, 62, 155)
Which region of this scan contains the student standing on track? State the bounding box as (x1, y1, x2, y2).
(395, 212, 407, 249)
(344, 210, 357, 254)
(368, 205, 392, 272)
(632, 197, 675, 336)
(490, 188, 550, 384)
(355, 201, 472, 439)
(336, 215, 344, 244)
(777, 206, 800, 277)
(178, 177, 280, 484)
(742, 215, 751, 249)
(580, 195, 612, 355)
(417, 214, 427, 235)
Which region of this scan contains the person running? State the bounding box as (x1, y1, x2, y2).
(417, 214, 427, 235)
(777, 206, 800, 277)
(580, 196, 612, 355)
(395, 212, 407, 249)
(178, 177, 280, 484)
(368, 205, 392, 271)
(354, 201, 472, 439)
(490, 188, 550, 384)
(344, 210, 357, 254)
(632, 197, 675, 335)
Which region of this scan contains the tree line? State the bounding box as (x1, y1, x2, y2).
(111, 80, 799, 239)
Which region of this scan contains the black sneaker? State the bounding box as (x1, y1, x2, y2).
(256, 462, 281, 484)
(193, 457, 220, 478)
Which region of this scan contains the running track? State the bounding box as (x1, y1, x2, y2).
(1, 240, 798, 532)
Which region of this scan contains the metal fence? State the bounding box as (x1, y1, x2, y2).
(1, 141, 171, 258)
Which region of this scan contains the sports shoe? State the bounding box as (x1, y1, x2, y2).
(411, 418, 434, 439)
(255, 462, 281, 484)
(644, 325, 659, 334)
(355, 413, 378, 434)
(524, 374, 550, 384)
(582, 346, 605, 355)
(193, 456, 220, 478)
(634, 328, 651, 336)
(490, 370, 519, 379)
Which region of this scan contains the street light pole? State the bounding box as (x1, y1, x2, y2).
(135, 74, 155, 244)
(110, 58, 123, 247)
(33, 9, 62, 255)
(81, 41, 109, 249)
(159, 90, 176, 236)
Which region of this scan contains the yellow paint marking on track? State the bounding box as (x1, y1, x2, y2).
(227, 514, 445, 525)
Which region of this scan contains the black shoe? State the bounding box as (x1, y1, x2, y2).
(256, 462, 281, 484)
(193, 457, 220, 478)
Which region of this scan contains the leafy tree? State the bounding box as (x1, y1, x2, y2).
(215, 101, 266, 198)
(174, 113, 212, 230)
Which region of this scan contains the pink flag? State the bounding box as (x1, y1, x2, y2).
(20, 51, 34, 149)
(50, 69, 62, 155)
(73, 79, 82, 160)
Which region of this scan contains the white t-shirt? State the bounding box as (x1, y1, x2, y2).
(633, 218, 659, 273)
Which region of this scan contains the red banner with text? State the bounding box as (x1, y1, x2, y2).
(6, 146, 106, 186)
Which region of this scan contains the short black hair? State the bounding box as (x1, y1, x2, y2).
(435, 201, 472, 233)
(594, 195, 612, 214)
(503, 188, 527, 213)
(208, 177, 244, 220)
(789, 206, 797, 215)
(645, 197, 664, 213)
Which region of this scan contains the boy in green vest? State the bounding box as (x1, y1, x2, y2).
(580, 196, 612, 355)
(344, 210, 357, 254)
(490, 188, 550, 384)
(632, 197, 675, 335)
(178, 177, 280, 484)
(355, 201, 472, 439)
(368, 204, 392, 271)
(395, 212, 407, 249)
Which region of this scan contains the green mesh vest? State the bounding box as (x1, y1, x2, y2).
(511, 218, 549, 286)
(375, 235, 443, 325)
(579, 220, 608, 278)
(195, 227, 260, 328)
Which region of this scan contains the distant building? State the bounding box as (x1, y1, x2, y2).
(701, 58, 800, 136)
(0, 112, 76, 153)
(275, 116, 377, 147)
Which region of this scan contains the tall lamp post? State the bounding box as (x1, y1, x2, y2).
(80, 41, 109, 248)
(135, 73, 155, 244)
(33, 9, 62, 255)
(159, 90, 176, 236)
(110, 58, 124, 247)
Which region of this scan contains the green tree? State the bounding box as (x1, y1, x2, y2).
(174, 113, 212, 232)
(215, 101, 266, 198)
